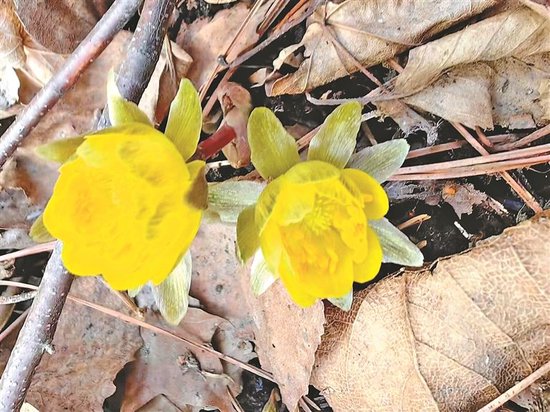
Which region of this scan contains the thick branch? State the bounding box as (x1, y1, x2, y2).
(0, 0, 175, 409)
(0, 0, 142, 169)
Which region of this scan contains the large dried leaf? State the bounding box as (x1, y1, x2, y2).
(312, 212, 550, 412)
(242, 271, 325, 411)
(15, 0, 111, 53)
(270, 0, 498, 95)
(0, 0, 26, 68)
(393, 6, 550, 96)
(121, 311, 239, 411)
(401, 54, 550, 129)
(6, 278, 143, 411)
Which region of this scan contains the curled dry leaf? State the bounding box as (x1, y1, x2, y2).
(13, 278, 143, 411)
(241, 270, 325, 411)
(121, 311, 239, 412)
(176, 2, 265, 89)
(15, 0, 110, 53)
(312, 211, 550, 412)
(270, 0, 498, 95)
(393, 6, 550, 97)
(0, 0, 26, 68)
(217, 82, 252, 168)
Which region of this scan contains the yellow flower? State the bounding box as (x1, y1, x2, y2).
(237, 102, 422, 308)
(256, 160, 387, 306)
(38, 76, 206, 291)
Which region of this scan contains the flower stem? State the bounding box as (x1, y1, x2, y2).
(195, 123, 237, 160)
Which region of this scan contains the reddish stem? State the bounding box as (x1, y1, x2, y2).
(195, 124, 237, 160)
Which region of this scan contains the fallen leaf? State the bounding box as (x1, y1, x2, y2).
(270, 0, 498, 95)
(137, 395, 193, 412)
(241, 271, 325, 411)
(0, 187, 40, 229)
(121, 310, 239, 411)
(23, 278, 143, 411)
(15, 0, 110, 53)
(393, 7, 550, 97)
(0, 0, 26, 68)
(176, 3, 264, 89)
(312, 211, 550, 411)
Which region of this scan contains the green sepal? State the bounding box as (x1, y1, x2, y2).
(328, 289, 353, 311)
(165, 79, 202, 160)
(250, 250, 277, 296)
(370, 218, 423, 266)
(127, 286, 142, 298)
(236, 205, 259, 263)
(29, 215, 55, 243)
(151, 251, 192, 325)
(35, 136, 85, 163)
(205, 180, 264, 223)
(185, 160, 208, 210)
(248, 107, 300, 180)
(347, 139, 410, 183)
(308, 101, 362, 168)
(107, 70, 151, 127)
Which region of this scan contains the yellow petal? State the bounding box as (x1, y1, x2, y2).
(237, 205, 260, 263)
(278, 255, 318, 307)
(353, 226, 383, 283)
(248, 107, 300, 179)
(165, 79, 202, 160)
(341, 168, 389, 219)
(184, 160, 208, 210)
(35, 136, 85, 163)
(255, 174, 286, 233)
(259, 219, 284, 276)
(308, 101, 361, 168)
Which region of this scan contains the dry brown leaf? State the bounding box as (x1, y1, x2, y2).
(18, 278, 143, 411)
(242, 272, 325, 411)
(176, 3, 264, 89)
(0, 0, 26, 68)
(121, 310, 239, 412)
(15, 0, 110, 53)
(137, 395, 194, 412)
(392, 52, 550, 129)
(312, 211, 550, 412)
(393, 7, 550, 97)
(270, 0, 498, 95)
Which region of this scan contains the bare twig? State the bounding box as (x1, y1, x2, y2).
(0, 0, 142, 169)
(0, 291, 37, 305)
(477, 359, 550, 412)
(0, 308, 30, 344)
(0, 0, 175, 409)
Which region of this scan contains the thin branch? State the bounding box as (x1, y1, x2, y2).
(0, 0, 142, 169)
(0, 0, 175, 409)
(0, 291, 37, 305)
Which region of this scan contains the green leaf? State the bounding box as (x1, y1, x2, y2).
(248, 107, 300, 179)
(107, 70, 151, 127)
(347, 139, 410, 183)
(370, 218, 423, 267)
(250, 250, 278, 295)
(29, 215, 55, 243)
(151, 251, 192, 325)
(165, 79, 202, 160)
(35, 136, 84, 163)
(237, 205, 259, 262)
(328, 289, 353, 311)
(308, 101, 362, 168)
(205, 180, 264, 223)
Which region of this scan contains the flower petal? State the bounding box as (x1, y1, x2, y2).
(250, 249, 278, 295)
(184, 160, 208, 210)
(341, 168, 389, 219)
(369, 218, 424, 266)
(151, 251, 192, 325)
(347, 139, 410, 182)
(248, 107, 300, 179)
(237, 205, 260, 263)
(165, 79, 202, 160)
(353, 226, 383, 283)
(308, 101, 361, 168)
(107, 70, 151, 127)
(255, 174, 287, 232)
(35, 136, 85, 163)
(278, 255, 318, 307)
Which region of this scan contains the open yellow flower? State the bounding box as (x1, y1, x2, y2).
(237, 102, 423, 307)
(38, 76, 206, 291)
